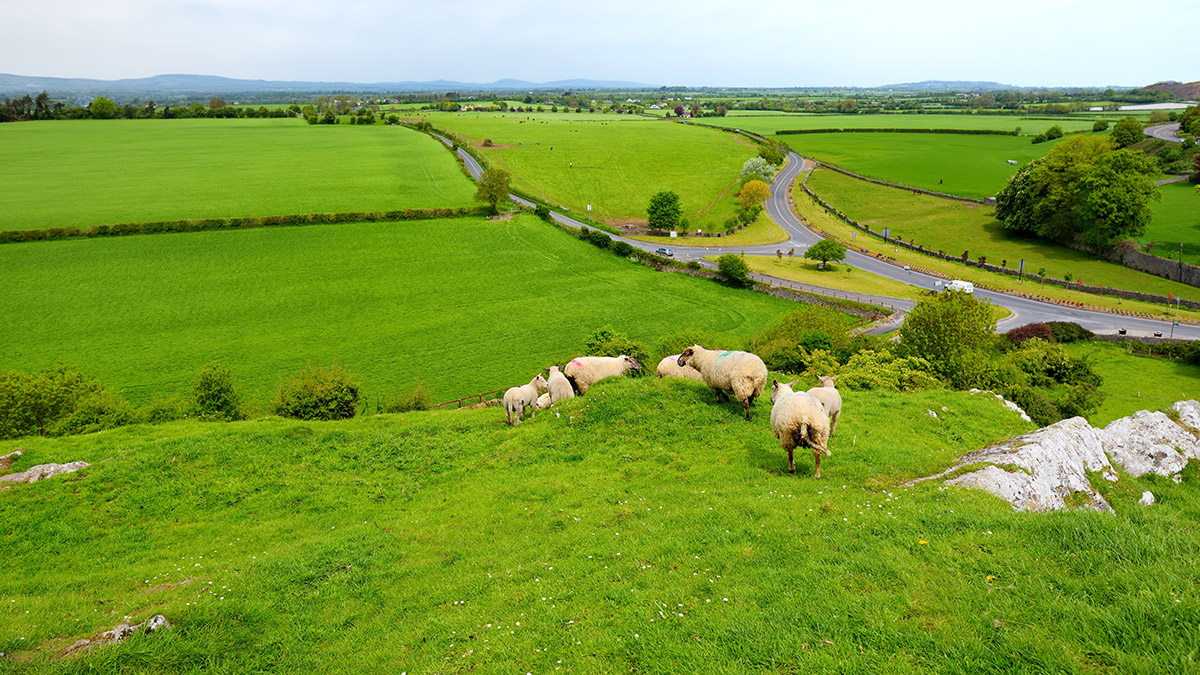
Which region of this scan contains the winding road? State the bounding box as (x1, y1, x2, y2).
(434, 133, 1199, 340)
(1145, 123, 1184, 143)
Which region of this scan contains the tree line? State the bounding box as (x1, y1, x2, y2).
(0, 93, 301, 123)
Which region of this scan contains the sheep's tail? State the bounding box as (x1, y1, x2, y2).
(791, 422, 809, 450)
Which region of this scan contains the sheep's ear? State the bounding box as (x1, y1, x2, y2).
(786, 380, 797, 388)
(772, 378, 778, 387)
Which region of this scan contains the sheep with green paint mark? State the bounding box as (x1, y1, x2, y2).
(770, 379, 831, 477)
(677, 345, 767, 420)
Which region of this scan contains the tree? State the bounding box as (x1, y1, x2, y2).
(88, 96, 116, 119)
(1072, 150, 1160, 248)
(716, 105, 728, 117)
(717, 253, 752, 287)
(33, 91, 50, 119)
(208, 98, 227, 110)
(674, 105, 685, 117)
(899, 291, 995, 387)
(804, 239, 847, 268)
(1091, 120, 1109, 132)
(1013, 136, 1113, 240)
(758, 139, 786, 166)
(1110, 117, 1143, 147)
(995, 158, 1043, 234)
(646, 191, 682, 230)
(741, 156, 777, 182)
(474, 168, 511, 212)
(738, 179, 771, 209)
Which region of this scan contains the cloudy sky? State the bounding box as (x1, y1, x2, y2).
(4, 0, 1196, 87)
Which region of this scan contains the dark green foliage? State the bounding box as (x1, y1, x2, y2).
(646, 191, 682, 231)
(49, 389, 135, 437)
(995, 159, 1041, 234)
(757, 139, 786, 165)
(385, 381, 432, 413)
(655, 329, 730, 361)
(584, 228, 612, 249)
(1092, 120, 1109, 132)
(534, 203, 552, 222)
(1047, 322, 1094, 343)
(1073, 149, 1160, 248)
(777, 128, 1017, 136)
(1006, 322, 1053, 346)
(474, 168, 511, 211)
(1001, 339, 1104, 425)
(1031, 132, 1048, 144)
(584, 326, 648, 375)
(610, 240, 635, 257)
(748, 305, 853, 375)
(1110, 117, 1143, 147)
(798, 330, 834, 353)
(899, 291, 996, 388)
(272, 363, 360, 421)
(139, 394, 190, 424)
(1120, 340, 1200, 365)
(716, 253, 751, 287)
(191, 361, 244, 421)
(804, 239, 848, 266)
(0, 365, 130, 439)
(1044, 125, 1064, 140)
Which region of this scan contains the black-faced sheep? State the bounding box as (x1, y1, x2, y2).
(769, 379, 831, 477)
(503, 374, 548, 425)
(656, 355, 705, 381)
(547, 365, 575, 403)
(563, 355, 642, 395)
(806, 375, 842, 436)
(677, 345, 767, 420)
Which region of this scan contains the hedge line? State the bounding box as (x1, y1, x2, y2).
(0, 207, 493, 244)
(776, 128, 1018, 136)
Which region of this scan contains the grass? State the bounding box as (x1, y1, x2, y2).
(704, 112, 1104, 137)
(730, 255, 925, 301)
(0, 119, 477, 230)
(7, 376, 1200, 672)
(802, 169, 1200, 310)
(1064, 340, 1200, 426)
(1140, 180, 1200, 262)
(0, 214, 796, 407)
(629, 210, 789, 248)
(417, 112, 756, 231)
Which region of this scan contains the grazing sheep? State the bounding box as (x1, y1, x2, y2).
(547, 365, 575, 403)
(770, 379, 831, 477)
(563, 355, 642, 395)
(806, 375, 842, 436)
(534, 392, 553, 411)
(656, 355, 705, 381)
(503, 374, 548, 425)
(677, 345, 767, 420)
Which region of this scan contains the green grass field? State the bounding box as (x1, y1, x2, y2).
(1141, 180, 1200, 261)
(417, 112, 756, 231)
(738, 255, 929, 302)
(803, 168, 1200, 304)
(5, 375, 1200, 672)
(0, 119, 477, 230)
(1065, 340, 1200, 426)
(707, 113, 1104, 137)
(0, 214, 795, 406)
(630, 210, 789, 247)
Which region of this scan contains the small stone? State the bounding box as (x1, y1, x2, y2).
(1140, 491, 1155, 507)
(1173, 474, 1183, 484)
(927, 410, 938, 419)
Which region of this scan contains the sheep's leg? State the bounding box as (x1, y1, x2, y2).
(787, 447, 795, 473)
(742, 396, 754, 421)
(715, 389, 728, 403)
(813, 450, 823, 479)
(829, 411, 839, 436)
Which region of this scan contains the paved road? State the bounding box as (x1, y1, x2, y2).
(434, 134, 1200, 340)
(1145, 123, 1184, 143)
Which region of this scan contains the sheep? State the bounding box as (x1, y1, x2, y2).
(503, 374, 548, 425)
(806, 375, 842, 436)
(656, 355, 705, 381)
(563, 355, 642, 395)
(770, 379, 831, 477)
(534, 392, 553, 411)
(676, 345, 767, 420)
(547, 365, 575, 403)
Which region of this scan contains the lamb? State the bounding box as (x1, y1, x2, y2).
(562, 355, 642, 395)
(676, 345, 768, 420)
(656, 355, 705, 381)
(546, 365, 575, 403)
(503, 374, 548, 425)
(770, 379, 831, 477)
(806, 375, 842, 436)
(534, 392, 553, 411)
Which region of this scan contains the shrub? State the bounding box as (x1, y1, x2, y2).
(386, 380, 433, 413)
(584, 325, 649, 375)
(139, 394, 189, 424)
(1046, 322, 1094, 344)
(585, 229, 612, 249)
(1007, 386, 1060, 426)
(611, 240, 635, 257)
(1031, 133, 1048, 144)
(1045, 125, 1064, 140)
(273, 363, 360, 421)
(716, 253, 752, 287)
(749, 305, 851, 357)
(1092, 120, 1109, 132)
(0, 364, 121, 439)
(899, 291, 994, 382)
(836, 350, 942, 392)
(191, 361, 244, 421)
(49, 390, 135, 437)
(1006, 322, 1053, 346)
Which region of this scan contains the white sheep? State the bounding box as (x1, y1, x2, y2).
(770, 379, 831, 477)
(563, 355, 642, 395)
(656, 355, 705, 381)
(534, 392, 553, 411)
(677, 345, 767, 420)
(503, 374, 548, 425)
(806, 375, 842, 436)
(546, 365, 575, 403)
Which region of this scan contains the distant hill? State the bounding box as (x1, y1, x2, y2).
(878, 80, 1024, 92)
(0, 73, 658, 100)
(1140, 80, 1200, 100)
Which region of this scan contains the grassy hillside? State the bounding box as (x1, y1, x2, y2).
(6, 377, 1200, 672)
(0, 214, 795, 405)
(0, 119, 477, 230)
(1065, 340, 1200, 426)
(418, 112, 756, 230)
(1141, 180, 1200, 262)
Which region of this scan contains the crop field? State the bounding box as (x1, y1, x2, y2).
(803, 168, 1200, 303)
(705, 112, 1104, 137)
(0, 119, 477, 230)
(6, 375, 1200, 672)
(417, 112, 756, 230)
(1141, 180, 1200, 261)
(0, 214, 795, 406)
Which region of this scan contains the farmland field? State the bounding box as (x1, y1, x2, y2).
(706, 112, 1105, 136)
(417, 112, 756, 230)
(0, 214, 795, 406)
(1141, 180, 1200, 261)
(0, 119, 477, 230)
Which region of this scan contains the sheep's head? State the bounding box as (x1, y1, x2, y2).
(534, 374, 548, 390)
(548, 365, 560, 375)
(676, 346, 700, 368)
(816, 375, 838, 389)
(770, 379, 798, 403)
(622, 355, 642, 372)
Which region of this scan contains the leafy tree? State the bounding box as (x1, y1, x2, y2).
(88, 96, 117, 119)
(741, 156, 777, 182)
(715, 105, 728, 117)
(995, 158, 1042, 234)
(1180, 105, 1200, 133)
(674, 105, 685, 117)
(33, 91, 50, 119)
(474, 167, 511, 212)
(758, 140, 786, 165)
(208, 98, 227, 110)
(738, 179, 771, 209)
(996, 136, 1114, 241)
(899, 290, 995, 386)
(1110, 116, 1143, 147)
(1091, 119, 1109, 132)
(1072, 149, 1160, 248)
(646, 191, 682, 230)
(1045, 125, 1064, 140)
(716, 253, 752, 287)
(191, 361, 243, 421)
(804, 239, 847, 267)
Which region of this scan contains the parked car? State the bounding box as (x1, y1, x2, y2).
(655, 247, 674, 257)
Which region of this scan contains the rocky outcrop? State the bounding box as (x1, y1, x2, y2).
(0, 461, 89, 485)
(62, 615, 171, 656)
(1172, 400, 1200, 432)
(968, 389, 1032, 423)
(1102, 410, 1199, 478)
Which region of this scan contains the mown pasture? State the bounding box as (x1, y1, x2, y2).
(417, 112, 756, 231)
(1065, 340, 1200, 426)
(1141, 180, 1200, 261)
(707, 112, 1104, 137)
(0, 119, 477, 231)
(5, 376, 1200, 672)
(802, 168, 1200, 304)
(0, 214, 795, 406)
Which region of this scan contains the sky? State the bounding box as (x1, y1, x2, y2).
(3, 0, 1197, 88)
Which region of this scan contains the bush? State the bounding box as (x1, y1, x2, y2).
(1045, 125, 1064, 140)
(1031, 133, 1048, 144)
(535, 203, 552, 222)
(584, 325, 649, 374)
(386, 380, 433, 413)
(1046, 322, 1094, 344)
(899, 291, 995, 384)
(1092, 120, 1109, 132)
(49, 390, 135, 437)
(585, 229, 612, 249)
(836, 350, 942, 392)
(191, 361, 244, 421)
(798, 330, 834, 353)
(611, 240, 635, 257)
(139, 394, 189, 424)
(272, 363, 360, 420)
(1006, 322, 1053, 346)
(0, 365, 125, 439)
(716, 253, 752, 287)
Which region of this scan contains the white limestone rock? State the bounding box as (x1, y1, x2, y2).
(0, 461, 89, 485)
(1140, 491, 1155, 506)
(968, 388, 1032, 423)
(1101, 410, 1199, 477)
(1170, 400, 1200, 433)
(62, 615, 171, 656)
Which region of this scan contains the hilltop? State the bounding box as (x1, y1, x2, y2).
(1141, 80, 1200, 100)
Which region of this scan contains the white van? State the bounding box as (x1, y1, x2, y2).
(943, 280, 974, 294)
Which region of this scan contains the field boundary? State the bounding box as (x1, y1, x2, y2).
(0, 207, 492, 244)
